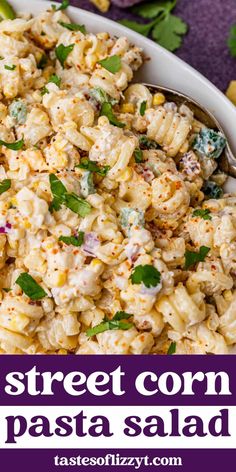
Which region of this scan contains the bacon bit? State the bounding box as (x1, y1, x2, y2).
(52, 249, 58, 254)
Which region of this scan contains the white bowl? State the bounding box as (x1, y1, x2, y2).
(11, 0, 236, 189)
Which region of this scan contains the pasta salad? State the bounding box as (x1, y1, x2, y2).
(0, 2, 235, 355)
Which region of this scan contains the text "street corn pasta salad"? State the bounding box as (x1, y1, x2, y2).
(0, 0, 235, 355)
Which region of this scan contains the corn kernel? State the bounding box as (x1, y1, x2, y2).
(224, 290, 233, 302)
(56, 272, 67, 287)
(153, 93, 165, 106)
(121, 103, 135, 114)
(117, 167, 133, 182)
(58, 349, 67, 355)
(45, 243, 54, 250)
(11, 197, 17, 206)
(90, 0, 110, 13)
(23, 219, 31, 229)
(226, 80, 236, 106)
(91, 258, 102, 267)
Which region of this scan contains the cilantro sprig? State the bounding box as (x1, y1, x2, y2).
(192, 209, 212, 220)
(58, 21, 86, 34)
(130, 264, 161, 288)
(59, 231, 84, 247)
(16, 273, 47, 300)
(76, 158, 110, 176)
(184, 246, 210, 270)
(228, 25, 236, 57)
(55, 43, 74, 68)
(52, 0, 69, 11)
(0, 138, 24, 150)
(167, 341, 176, 355)
(98, 55, 121, 74)
(134, 148, 143, 163)
(86, 311, 133, 337)
(100, 102, 125, 128)
(0, 179, 11, 195)
(4, 64, 16, 71)
(120, 0, 188, 52)
(140, 101, 147, 116)
(49, 174, 91, 217)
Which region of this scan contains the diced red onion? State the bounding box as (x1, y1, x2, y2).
(82, 232, 100, 256)
(0, 222, 11, 234)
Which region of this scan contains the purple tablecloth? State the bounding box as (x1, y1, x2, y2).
(70, 0, 236, 92)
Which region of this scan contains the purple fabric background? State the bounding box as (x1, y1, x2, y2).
(68, 0, 236, 92)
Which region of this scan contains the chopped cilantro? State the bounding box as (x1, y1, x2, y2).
(130, 264, 161, 288)
(184, 246, 210, 270)
(167, 341, 176, 355)
(4, 64, 16, 71)
(16, 273, 47, 300)
(58, 21, 86, 33)
(59, 231, 84, 247)
(55, 43, 74, 68)
(76, 158, 110, 176)
(98, 55, 121, 74)
(49, 174, 91, 217)
(139, 135, 159, 150)
(0, 179, 11, 195)
(192, 209, 212, 220)
(86, 311, 133, 337)
(52, 0, 69, 11)
(0, 138, 24, 150)
(100, 102, 125, 128)
(134, 148, 143, 163)
(140, 101, 147, 116)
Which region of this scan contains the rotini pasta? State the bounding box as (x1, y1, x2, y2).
(0, 3, 233, 356)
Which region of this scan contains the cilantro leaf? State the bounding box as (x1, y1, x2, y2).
(0, 179, 11, 195)
(184, 246, 210, 270)
(4, 64, 16, 71)
(228, 25, 236, 57)
(77, 158, 110, 176)
(140, 101, 147, 116)
(59, 231, 84, 247)
(49, 74, 61, 87)
(112, 311, 133, 321)
(52, 0, 69, 11)
(49, 173, 67, 211)
(139, 135, 159, 150)
(134, 148, 143, 163)
(55, 43, 74, 68)
(119, 19, 154, 37)
(100, 102, 125, 128)
(192, 209, 212, 220)
(58, 21, 86, 34)
(130, 264, 161, 288)
(64, 193, 91, 217)
(86, 311, 133, 337)
(49, 174, 91, 216)
(41, 86, 49, 96)
(167, 341, 176, 355)
(0, 138, 24, 150)
(132, 1, 176, 19)
(152, 14, 188, 51)
(98, 55, 121, 74)
(16, 273, 47, 300)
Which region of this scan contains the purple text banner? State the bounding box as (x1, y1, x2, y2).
(0, 355, 235, 406)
